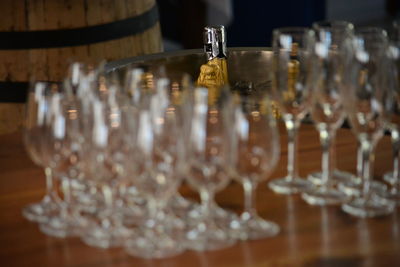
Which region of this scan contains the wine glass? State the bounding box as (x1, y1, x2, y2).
(156, 69, 241, 239)
(22, 82, 59, 223)
(341, 27, 395, 217)
(380, 122, 400, 205)
(80, 80, 131, 248)
(382, 21, 400, 184)
(184, 87, 236, 251)
(231, 94, 280, 239)
(307, 20, 359, 186)
(62, 63, 101, 217)
(376, 22, 400, 205)
(117, 67, 154, 227)
(337, 27, 391, 198)
(153, 69, 198, 212)
(124, 77, 186, 258)
(268, 27, 315, 194)
(38, 91, 87, 237)
(301, 24, 351, 205)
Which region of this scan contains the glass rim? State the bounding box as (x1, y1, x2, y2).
(312, 20, 354, 30)
(354, 27, 389, 46)
(273, 27, 314, 36)
(28, 80, 63, 95)
(355, 26, 388, 37)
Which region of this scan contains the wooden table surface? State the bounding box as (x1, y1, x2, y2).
(0, 124, 399, 267)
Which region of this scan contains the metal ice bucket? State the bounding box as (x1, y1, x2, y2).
(106, 47, 273, 91)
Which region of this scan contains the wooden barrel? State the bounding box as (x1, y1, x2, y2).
(0, 0, 163, 134)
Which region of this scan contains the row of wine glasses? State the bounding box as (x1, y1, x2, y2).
(22, 20, 400, 260)
(22, 63, 282, 258)
(268, 20, 399, 217)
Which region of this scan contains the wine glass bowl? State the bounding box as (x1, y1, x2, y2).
(340, 27, 395, 217)
(124, 78, 187, 259)
(22, 82, 62, 224)
(183, 87, 237, 251)
(376, 21, 400, 205)
(232, 95, 280, 239)
(268, 27, 315, 194)
(307, 20, 357, 187)
(301, 23, 351, 205)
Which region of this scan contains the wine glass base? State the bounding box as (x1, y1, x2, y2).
(181, 202, 242, 241)
(170, 194, 195, 210)
(375, 189, 400, 205)
(82, 226, 130, 249)
(125, 234, 184, 259)
(240, 214, 280, 240)
(307, 170, 357, 185)
(268, 177, 313, 194)
(302, 188, 350, 206)
(170, 196, 200, 221)
(383, 172, 395, 185)
(39, 215, 82, 238)
(22, 201, 56, 223)
(39, 222, 68, 238)
(342, 198, 395, 218)
(184, 205, 238, 251)
(338, 180, 387, 197)
(183, 206, 238, 251)
(185, 225, 236, 251)
(212, 206, 242, 236)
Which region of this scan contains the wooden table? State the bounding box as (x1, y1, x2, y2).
(1, 124, 399, 267)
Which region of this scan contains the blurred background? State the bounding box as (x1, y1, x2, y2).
(157, 0, 400, 50)
(0, 0, 399, 134)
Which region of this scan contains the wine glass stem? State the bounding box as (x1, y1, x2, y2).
(285, 120, 300, 182)
(60, 177, 71, 220)
(148, 197, 162, 222)
(243, 179, 257, 218)
(200, 189, 214, 223)
(100, 184, 114, 229)
(359, 140, 374, 201)
(356, 142, 363, 179)
(391, 128, 400, 191)
(146, 197, 166, 238)
(44, 167, 54, 201)
(319, 129, 335, 189)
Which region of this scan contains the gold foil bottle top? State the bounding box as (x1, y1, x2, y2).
(197, 58, 228, 87)
(197, 58, 229, 104)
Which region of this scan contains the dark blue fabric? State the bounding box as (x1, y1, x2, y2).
(227, 0, 326, 47)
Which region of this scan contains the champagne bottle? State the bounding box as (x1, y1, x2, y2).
(197, 25, 229, 104)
